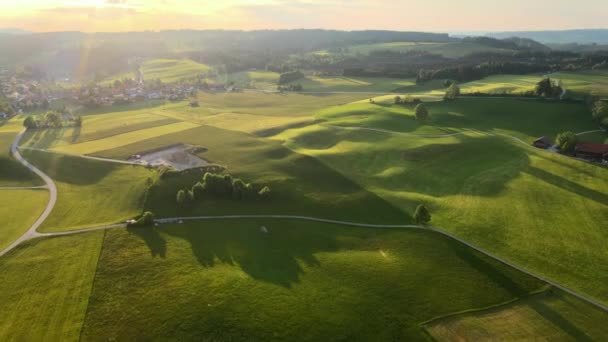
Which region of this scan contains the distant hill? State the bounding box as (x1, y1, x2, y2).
(0, 28, 31, 35)
(486, 29, 608, 44)
(462, 36, 551, 52)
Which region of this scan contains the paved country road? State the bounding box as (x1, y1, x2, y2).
(0, 130, 57, 258)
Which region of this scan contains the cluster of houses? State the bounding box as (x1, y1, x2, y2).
(0, 67, 232, 115)
(533, 136, 608, 163)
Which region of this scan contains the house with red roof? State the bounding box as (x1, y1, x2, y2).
(575, 143, 608, 162)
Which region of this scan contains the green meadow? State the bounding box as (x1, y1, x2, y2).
(1, 87, 607, 339)
(22, 150, 153, 232)
(426, 289, 608, 340)
(80, 220, 544, 340)
(0, 232, 104, 341)
(0, 189, 48, 250)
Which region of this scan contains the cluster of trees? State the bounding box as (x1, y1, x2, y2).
(278, 70, 305, 85)
(23, 111, 82, 130)
(556, 131, 578, 153)
(393, 95, 422, 105)
(414, 204, 431, 225)
(591, 100, 608, 128)
(535, 78, 563, 98)
(176, 172, 271, 205)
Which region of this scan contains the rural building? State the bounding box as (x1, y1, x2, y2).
(574, 143, 608, 161)
(533, 136, 553, 149)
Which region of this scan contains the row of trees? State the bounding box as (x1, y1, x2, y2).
(23, 112, 82, 130)
(416, 62, 549, 84)
(176, 172, 271, 205)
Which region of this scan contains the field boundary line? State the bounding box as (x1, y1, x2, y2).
(0, 185, 47, 190)
(19, 146, 145, 167)
(322, 124, 481, 138)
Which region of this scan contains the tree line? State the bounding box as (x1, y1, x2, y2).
(176, 172, 271, 206)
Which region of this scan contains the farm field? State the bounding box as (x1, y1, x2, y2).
(289, 76, 416, 93)
(22, 150, 153, 232)
(0, 231, 104, 341)
(458, 74, 541, 94)
(426, 289, 608, 340)
(221, 71, 280, 90)
(105, 59, 212, 83)
(550, 70, 608, 97)
(80, 220, 545, 340)
(0, 189, 47, 250)
(316, 41, 515, 58)
(274, 97, 608, 306)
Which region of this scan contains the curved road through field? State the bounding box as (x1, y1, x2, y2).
(0, 130, 57, 258)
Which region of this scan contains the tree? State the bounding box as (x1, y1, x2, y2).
(415, 104, 429, 122)
(414, 204, 431, 225)
(176, 189, 187, 204)
(394, 96, 402, 104)
(192, 182, 205, 200)
(129, 211, 155, 227)
(592, 101, 608, 122)
(74, 116, 83, 127)
(444, 83, 460, 101)
(556, 131, 578, 153)
(45, 111, 62, 128)
(23, 116, 37, 129)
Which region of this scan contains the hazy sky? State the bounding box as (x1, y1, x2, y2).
(1, 0, 607, 33)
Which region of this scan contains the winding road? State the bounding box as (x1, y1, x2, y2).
(0, 130, 57, 258)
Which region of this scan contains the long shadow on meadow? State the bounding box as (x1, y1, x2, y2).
(127, 226, 167, 258)
(525, 166, 608, 206)
(528, 295, 593, 342)
(158, 221, 338, 288)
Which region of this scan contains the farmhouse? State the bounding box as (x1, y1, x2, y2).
(574, 143, 608, 161)
(533, 136, 553, 149)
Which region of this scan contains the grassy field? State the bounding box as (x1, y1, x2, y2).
(22, 150, 154, 232)
(426, 289, 608, 340)
(106, 59, 212, 83)
(275, 97, 608, 306)
(550, 70, 608, 97)
(51, 121, 199, 155)
(93, 124, 408, 224)
(289, 76, 416, 93)
(0, 231, 104, 341)
(317, 41, 515, 58)
(316, 97, 598, 140)
(221, 71, 280, 90)
(459, 74, 541, 94)
(80, 220, 544, 340)
(0, 189, 48, 250)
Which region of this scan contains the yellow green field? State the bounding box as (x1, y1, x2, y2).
(426, 289, 608, 341)
(106, 58, 212, 83)
(52, 121, 199, 155)
(0, 190, 48, 250)
(0, 231, 104, 341)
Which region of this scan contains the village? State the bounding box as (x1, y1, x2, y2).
(0, 66, 231, 118)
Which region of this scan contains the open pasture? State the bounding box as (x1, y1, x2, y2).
(276, 98, 608, 305)
(22, 150, 153, 232)
(0, 231, 104, 341)
(0, 189, 48, 250)
(80, 220, 544, 340)
(105, 59, 212, 83)
(426, 289, 608, 341)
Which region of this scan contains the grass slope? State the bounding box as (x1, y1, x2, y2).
(290, 76, 416, 92)
(81, 220, 544, 340)
(94, 124, 407, 224)
(0, 231, 104, 341)
(278, 98, 608, 305)
(23, 150, 154, 232)
(0, 189, 48, 250)
(426, 289, 608, 340)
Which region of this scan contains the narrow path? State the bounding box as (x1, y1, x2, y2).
(29, 214, 608, 313)
(576, 129, 604, 136)
(0, 130, 57, 258)
(18, 147, 145, 167)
